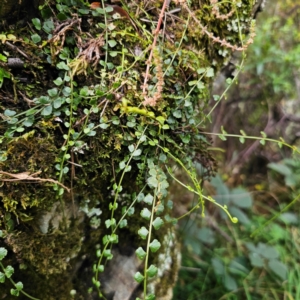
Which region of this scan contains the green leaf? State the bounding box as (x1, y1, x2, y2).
(197, 68, 205, 74)
(78, 8, 90, 15)
(249, 252, 264, 267)
(0, 247, 8, 260)
(0, 54, 7, 62)
(124, 165, 131, 172)
(108, 40, 117, 47)
(10, 289, 20, 296)
(143, 194, 154, 205)
(41, 105, 53, 116)
(16, 127, 25, 132)
(54, 77, 63, 86)
(119, 219, 127, 228)
(48, 88, 58, 97)
(268, 259, 288, 280)
(134, 272, 144, 283)
(146, 264, 158, 278)
(31, 34, 41, 43)
(205, 67, 214, 77)
(257, 243, 279, 259)
(4, 109, 16, 117)
(105, 219, 116, 228)
(152, 217, 164, 230)
(229, 207, 251, 225)
(223, 273, 237, 291)
(22, 116, 34, 127)
(43, 20, 54, 34)
(15, 281, 23, 291)
(132, 149, 142, 156)
(141, 208, 151, 220)
(279, 212, 298, 225)
(145, 294, 155, 300)
(268, 162, 292, 177)
(53, 98, 63, 109)
(138, 226, 149, 239)
(99, 123, 109, 129)
(37, 95, 50, 104)
(31, 18, 42, 30)
(172, 110, 182, 118)
(149, 239, 161, 252)
(231, 187, 253, 208)
(218, 134, 227, 141)
(211, 257, 225, 275)
(5, 265, 14, 278)
(260, 139, 266, 145)
(135, 247, 146, 260)
(57, 61, 69, 70)
(228, 258, 249, 276)
(180, 134, 190, 144)
(119, 161, 126, 170)
(98, 265, 104, 272)
(128, 144, 135, 152)
(147, 176, 158, 188)
(103, 249, 113, 258)
(0, 272, 5, 283)
(57, 12, 68, 20)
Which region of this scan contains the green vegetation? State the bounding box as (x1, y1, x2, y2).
(174, 2, 300, 299)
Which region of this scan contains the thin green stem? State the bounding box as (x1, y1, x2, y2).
(143, 186, 158, 297)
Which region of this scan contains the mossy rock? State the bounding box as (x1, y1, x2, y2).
(0, 0, 257, 298)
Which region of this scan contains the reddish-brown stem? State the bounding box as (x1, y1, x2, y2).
(142, 0, 168, 101)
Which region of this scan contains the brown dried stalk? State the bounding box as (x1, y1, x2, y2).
(185, 4, 256, 52)
(0, 170, 70, 192)
(142, 0, 169, 106)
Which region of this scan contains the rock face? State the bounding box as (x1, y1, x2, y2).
(0, 0, 260, 299)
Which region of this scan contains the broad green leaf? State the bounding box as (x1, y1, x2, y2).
(231, 187, 253, 208)
(229, 207, 251, 225)
(268, 162, 292, 176)
(249, 252, 264, 267)
(223, 273, 237, 291)
(211, 257, 225, 275)
(268, 259, 287, 280)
